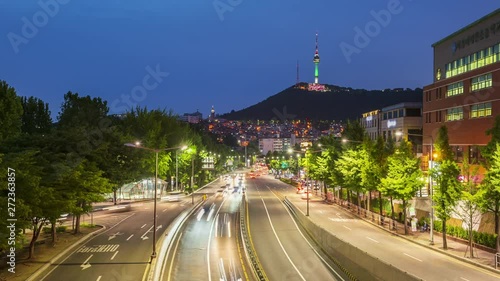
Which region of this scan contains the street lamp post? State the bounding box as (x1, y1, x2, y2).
(124, 142, 184, 260)
(396, 131, 435, 245)
(288, 147, 323, 217)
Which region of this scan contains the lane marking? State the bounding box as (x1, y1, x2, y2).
(162, 208, 168, 212)
(214, 214, 219, 237)
(141, 224, 147, 228)
(167, 232, 183, 281)
(260, 197, 306, 281)
(126, 234, 134, 241)
(343, 225, 352, 231)
(80, 254, 93, 270)
(141, 225, 154, 240)
(40, 213, 136, 280)
(460, 278, 470, 281)
(268, 187, 345, 281)
(403, 253, 422, 262)
(111, 251, 119, 260)
(366, 237, 380, 244)
(96, 276, 102, 281)
(207, 197, 228, 281)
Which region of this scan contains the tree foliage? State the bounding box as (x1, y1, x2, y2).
(432, 160, 461, 249)
(0, 80, 23, 142)
(434, 125, 453, 161)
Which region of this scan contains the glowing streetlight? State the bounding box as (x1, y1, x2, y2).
(124, 142, 185, 259)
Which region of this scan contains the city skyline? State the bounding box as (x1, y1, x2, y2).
(1, 1, 499, 119)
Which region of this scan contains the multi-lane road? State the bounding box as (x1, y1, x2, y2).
(34, 172, 500, 281)
(163, 178, 248, 281)
(259, 175, 500, 281)
(38, 199, 192, 281)
(246, 176, 349, 281)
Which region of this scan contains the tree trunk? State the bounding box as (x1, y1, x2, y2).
(378, 192, 383, 216)
(390, 196, 395, 220)
(469, 211, 474, 258)
(443, 219, 448, 250)
(113, 188, 117, 205)
(51, 220, 57, 246)
(378, 192, 383, 225)
(497, 210, 500, 252)
(28, 219, 44, 259)
(74, 214, 81, 234)
(357, 191, 361, 215)
(403, 199, 408, 235)
(323, 181, 327, 201)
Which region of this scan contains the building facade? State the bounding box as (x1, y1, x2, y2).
(381, 102, 423, 152)
(423, 9, 500, 165)
(361, 110, 382, 141)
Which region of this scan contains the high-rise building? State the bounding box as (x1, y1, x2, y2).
(422, 8, 500, 170)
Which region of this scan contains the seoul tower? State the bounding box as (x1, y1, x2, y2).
(313, 32, 320, 84)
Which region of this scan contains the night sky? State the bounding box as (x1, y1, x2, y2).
(1, 1, 499, 120)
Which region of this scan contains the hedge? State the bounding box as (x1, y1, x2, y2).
(432, 220, 497, 249)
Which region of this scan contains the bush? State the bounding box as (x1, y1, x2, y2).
(433, 220, 442, 232)
(56, 226, 67, 233)
(42, 227, 52, 234)
(434, 222, 497, 249)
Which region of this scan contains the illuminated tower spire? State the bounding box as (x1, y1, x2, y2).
(313, 32, 320, 84)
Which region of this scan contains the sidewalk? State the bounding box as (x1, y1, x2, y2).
(312, 192, 500, 272)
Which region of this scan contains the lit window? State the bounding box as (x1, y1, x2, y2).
(471, 73, 492, 91)
(447, 107, 463, 121)
(470, 102, 492, 119)
(446, 81, 464, 97)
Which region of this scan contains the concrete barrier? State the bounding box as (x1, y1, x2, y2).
(284, 198, 422, 281)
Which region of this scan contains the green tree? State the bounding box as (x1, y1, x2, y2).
(481, 115, 500, 167)
(432, 160, 461, 249)
(0, 80, 23, 142)
(480, 143, 500, 251)
(21, 96, 52, 135)
(455, 153, 482, 257)
(434, 125, 454, 161)
(335, 148, 367, 213)
(62, 160, 111, 234)
(380, 141, 423, 234)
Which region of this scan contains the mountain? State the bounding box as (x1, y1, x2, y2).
(221, 83, 423, 121)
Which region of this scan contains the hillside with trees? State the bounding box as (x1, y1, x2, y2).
(221, 84, 423, 121)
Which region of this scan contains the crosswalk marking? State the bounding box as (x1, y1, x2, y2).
(77, 244, 120, 253)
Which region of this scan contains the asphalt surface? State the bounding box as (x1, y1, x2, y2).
(164, 176, 248, 281)
(246, 175, 349, 281)
(38, 200, 191, 281)
(266, 175, 500, 281)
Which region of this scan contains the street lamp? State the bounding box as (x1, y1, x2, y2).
(175, 145, 188, 191)
(124, 142, 185, 260)
(396, 131, 435, 245)
(288, 147, 323, 216)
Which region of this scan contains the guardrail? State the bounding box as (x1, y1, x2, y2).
(239, 194, 268, 281)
